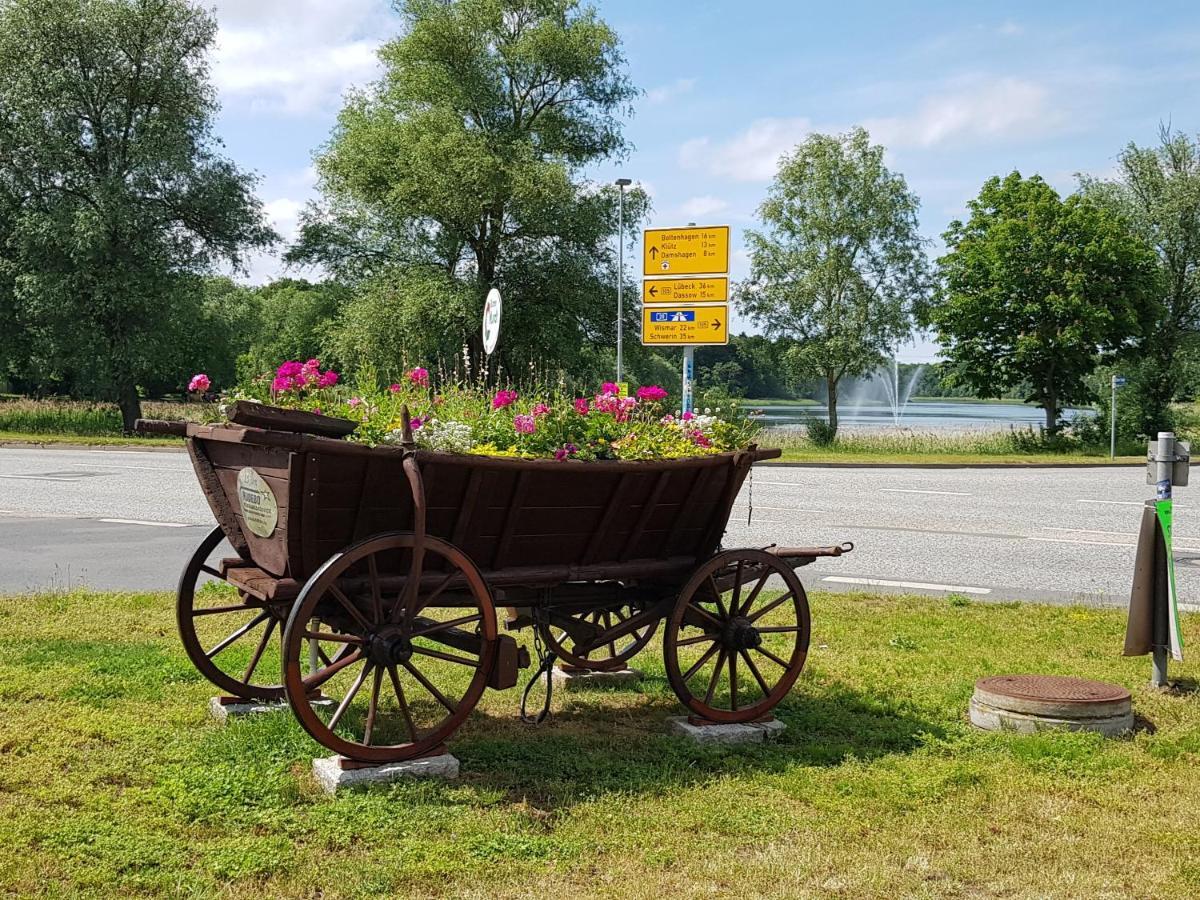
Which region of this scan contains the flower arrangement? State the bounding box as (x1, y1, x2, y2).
(194, 362, 761, 461)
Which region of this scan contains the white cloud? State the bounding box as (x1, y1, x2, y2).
(646, 77, 696, 105)
(263, 197, 306, 242)
(209, 0, 396, 115)
(679, 195, 728, 219)
(679, 117, 813, 182)
(865, 77, 1059, 149)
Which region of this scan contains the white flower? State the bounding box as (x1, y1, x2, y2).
(413, 418, 474, 453)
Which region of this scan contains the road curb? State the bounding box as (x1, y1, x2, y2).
(761, 460, 1148, 469)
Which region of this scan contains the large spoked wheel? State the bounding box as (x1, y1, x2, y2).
(664, 549, 810, 723)
(282, 532, 498, 763)
(177, 525, 290, 701)
(539, 605, 658, 671)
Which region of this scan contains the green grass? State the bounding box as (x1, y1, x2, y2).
(1, 588, 1199, 897)
(0, 398, 210, 443)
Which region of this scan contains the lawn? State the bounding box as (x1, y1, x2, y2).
(1, 589, 1199, 898)
(0, 398, 206, 445)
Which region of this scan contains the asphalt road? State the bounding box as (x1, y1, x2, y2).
(1, 446, 1195, 608)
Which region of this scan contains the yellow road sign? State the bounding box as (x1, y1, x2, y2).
(641, 305, 728, 345)
(642, 276, 728, 305)
(643, 225, 729, 276)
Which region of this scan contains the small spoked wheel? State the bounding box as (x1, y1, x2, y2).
(664, 549, 811, 723)
(539, 604, 658, 671)
(282, 532, 498, 763)
(177, 525, 291, 701)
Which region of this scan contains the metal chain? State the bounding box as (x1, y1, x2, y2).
(519, 609, 557, 725)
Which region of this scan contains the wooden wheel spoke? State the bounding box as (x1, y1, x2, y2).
(199, 564, 223, 579)
(367, 555, 383, 624)
(753, 644, 791, 669)
(681, 640, 722, 682)
(329, 662, 373, 731)
(730, 561, 745, 617)
(704, 649, 728, 706)
(747, 590, 794, 625)
(756, 626, 802, 634)
(401, 659, 458, 714)
(677, 631, 719, 647)
(408, 613, 482, 639)
(689, 603, 725, 631)
(303, 648, 363, 690)
(736, 571, 770, 617)
(707, 576, 729, 619)
(192, 602, 266, 617)
(604, 612, 617, 658)
(241, 618, 276, 684)
(729, 651, 738, 710)
(362, 666, 384, 746)
(740, 649, 772, 697)
(410, 645, 480, 668)
(205, 611, 270, 659)
(328, 583, 372, 631)
(301, 630, 362, 644)
(387, 665, 418, 743)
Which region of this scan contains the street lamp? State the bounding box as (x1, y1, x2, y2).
(615, 177, 632, 383)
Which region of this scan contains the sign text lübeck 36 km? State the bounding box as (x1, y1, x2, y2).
(642, 276, 728, 305)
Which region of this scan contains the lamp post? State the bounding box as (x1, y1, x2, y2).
(615, 177, 631, 383)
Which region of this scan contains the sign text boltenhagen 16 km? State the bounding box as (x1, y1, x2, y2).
(643, 225, 729, 276)
(642, 276, 728, 305)
(641, 306, 728, 345)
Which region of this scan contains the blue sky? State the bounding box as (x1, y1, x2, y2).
(208, 1, 1200, 361)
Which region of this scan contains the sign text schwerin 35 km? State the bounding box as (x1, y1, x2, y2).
(643, 225, 729, 276)
(642, 306, 728, 345)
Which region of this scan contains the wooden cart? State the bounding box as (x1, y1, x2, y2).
(141, 405, 851, 763)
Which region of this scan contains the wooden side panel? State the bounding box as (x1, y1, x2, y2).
(201, 439, 295, 578)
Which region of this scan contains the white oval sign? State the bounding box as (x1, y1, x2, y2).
(482, 288, 502, 355)
(236, 467, 278, 538)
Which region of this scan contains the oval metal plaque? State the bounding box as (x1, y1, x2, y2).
(236, 467, 278, 538)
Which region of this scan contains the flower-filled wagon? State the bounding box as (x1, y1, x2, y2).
(140, 367, 852, 763)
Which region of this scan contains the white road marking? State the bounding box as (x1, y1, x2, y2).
(98, 518, 194, 528)
(823, 576, 991, 595)
(73, 462, 187, 472)
(1041, 527, 1138, 537)
(1028, 536, 1134, 548)
(1076, 499, 1143, 506)
(730, 505, 823, 514)
(880, 488, 971, 496)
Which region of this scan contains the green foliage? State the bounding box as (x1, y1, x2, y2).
(929, 172, 1159, 432)
(1081, 127, 1200, 434)
(804, 418, 838, 446)
(291, 0, 642, 377)
(736, 128, 931, 433)
(240, 279, 349, 380)
(695, 334, 795, 398)
(0, 0, 274, 430)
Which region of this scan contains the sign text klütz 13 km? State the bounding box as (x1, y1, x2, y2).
(641, 306, 728, 345)
(642, 275, 728, 305)
(643, 225, 729, 276)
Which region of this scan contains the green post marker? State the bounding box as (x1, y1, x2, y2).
(1154, 499, 1185, 662)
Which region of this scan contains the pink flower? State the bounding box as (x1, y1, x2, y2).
(691, 431, 712, 448)
(573, 397, 589, 416)
(602, 381, 619, 394)
(532, 402, 550, 417)
(636, 385, 668, 402)
(513, 414, 536, 434)
(271, 375, 291, 393)
(408, 367, 430, 388)
(348, 396, 363, 408)
(389, 383, 403, 393)
(277, 361, 303, 378)
(312, 408, 322, 415)
(409, 417, 424, 430)
(317, 370, 339, 388)
(302, 358, 321, 379)
(552, 442, 579, 460)
(681, 411, 695, 421)
(492, 389, 518, 409)
(188, 373, 211, 393)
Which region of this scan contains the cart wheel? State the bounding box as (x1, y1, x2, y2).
(177, 525, 290, 701)
(282, 532, 498, 763)
(664, 548, 810, 723)
(539, 605, 658, 671)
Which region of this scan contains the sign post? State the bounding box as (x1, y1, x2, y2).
(642, 225, 730, 413)
(1110, 374, 1126, 459)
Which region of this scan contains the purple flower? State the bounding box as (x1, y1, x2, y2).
(493, 389, 518, 409)
(513, 414, 536, 434)
(573, 397, 589, 416)
(408, 367, 430, 388)
(317, 370, 339, 388)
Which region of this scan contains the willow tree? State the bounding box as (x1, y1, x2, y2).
(290, 0, 647, 378)
(0, 0, 273, 429)
(736, 128, 930, 434)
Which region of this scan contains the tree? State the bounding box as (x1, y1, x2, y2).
(1081, 127, 1200, 434)
(930, 172, 1158, 431)
(0, 0, 274, 430)
(289, 0, 646, 380)
(735, 128, 930, 433)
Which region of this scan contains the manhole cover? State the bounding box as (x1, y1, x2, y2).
(977, 674, 1130, 704)
(970, 674, 1133, 737)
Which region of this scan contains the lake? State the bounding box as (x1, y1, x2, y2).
(748, 399, 1093, 429)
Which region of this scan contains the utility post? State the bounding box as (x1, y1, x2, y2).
(615, 178, 631, 383)
(1110, 374, 1126, 459)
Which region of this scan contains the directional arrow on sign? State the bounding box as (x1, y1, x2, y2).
(649, 246, 659, 259)
(648, 284, 658, 297)
(711, 318, 720, 329)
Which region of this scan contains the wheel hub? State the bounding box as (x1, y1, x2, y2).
(721, 616, 762, 651)
(364, 625, 412, 666)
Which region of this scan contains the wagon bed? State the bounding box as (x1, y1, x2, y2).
(141, 407, 851, 763)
